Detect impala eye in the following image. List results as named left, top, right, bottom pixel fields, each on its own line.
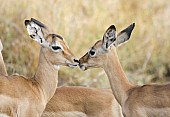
left=89, top=49, right=96, bottom=57
left=52, top=46, right=61, bottom=50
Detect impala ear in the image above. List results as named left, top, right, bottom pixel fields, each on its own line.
left=24, top=18, right=49, bottom=45
left=102, top=25, right=116, bottom=50
left=115, top=23, right=135, bottom=47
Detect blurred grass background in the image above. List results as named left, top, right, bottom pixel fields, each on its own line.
left=0, top=0, right=170, bottom=88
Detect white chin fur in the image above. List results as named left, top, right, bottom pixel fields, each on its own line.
left=0, top=114, right=10, bottom=117
left=54, top=65, right=60, bottom=70
left=68, top=64, right=77, bottom=68
left=80, top=65, right=86, bottom=71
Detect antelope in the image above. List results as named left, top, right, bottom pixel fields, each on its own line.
left=0, top=25, right=123, bottom=117
left=79, top=23, right=170, bottom=117
left=0, top=18, right=79, bottom=117
left=0, top=38, right=86, bottom=117
left=43, top=86, right=122, bottom=117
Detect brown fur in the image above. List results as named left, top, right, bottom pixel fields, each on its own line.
left=0, top=21, right=123, bottom=116
left=43, top=86, right=122, bottom=117
left=0, top=42, right=122, bottom=117
left=0, top=21, right=78, bottom=116
left=42, top=111, right=87, bottom=117
left=79, top=24, right=170, bottom=117
left=0, top=25, right=122, bottom=117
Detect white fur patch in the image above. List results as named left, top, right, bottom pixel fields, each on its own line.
left=0, top=40, right=3, bottom=51
left=80, top=65, right=86, bottom=71
left=54, top=65, right=60, bottom=70
left=0, top=95, right=13, bottom=106
left=0, top=114, right=9, bottom=117
left=26, top=21, right=45, bottom=44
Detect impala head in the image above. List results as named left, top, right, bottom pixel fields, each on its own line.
left=25, top=18, right=79, bottom=68
left=79, top=23, right=135, bottom=70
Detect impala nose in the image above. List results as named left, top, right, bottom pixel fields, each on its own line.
left=74, top=59, right=79, bottom=64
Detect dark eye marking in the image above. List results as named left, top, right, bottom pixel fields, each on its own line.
left=89, top=49, right=96, bottom=56
left=52, top=46, right=61, bottom=50
left=90, top=50, right=95, bottom=55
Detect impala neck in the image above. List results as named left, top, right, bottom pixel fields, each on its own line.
left=0, top=51, right=7, bottom=76
left=34, top=48, right=58, bottom=103
left=103, top=48, right=134, bottom=106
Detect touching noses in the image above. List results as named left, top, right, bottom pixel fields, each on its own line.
left=78, top=58, right=86, bottom=71
left=73, top=59, right=79, bottom=65
left=78, top=57, right=84, bottom=65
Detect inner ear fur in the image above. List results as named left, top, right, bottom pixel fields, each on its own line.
left=24, top=18, right=49, bottom=44
left=102, top=25, right=116, bottom=49
left=31, top=18, right=49, bottom=38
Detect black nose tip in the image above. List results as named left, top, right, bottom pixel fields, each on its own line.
left=74, top=59, right=79, bottom=64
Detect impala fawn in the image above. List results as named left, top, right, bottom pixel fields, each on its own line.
left=79, top=23, right=170, bottom=117
left=0, top=18, right=78, bottom=117
left=0, top=20, right=122, bottom=116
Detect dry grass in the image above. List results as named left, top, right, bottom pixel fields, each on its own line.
left=0, top=0, right=170, bottom=87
